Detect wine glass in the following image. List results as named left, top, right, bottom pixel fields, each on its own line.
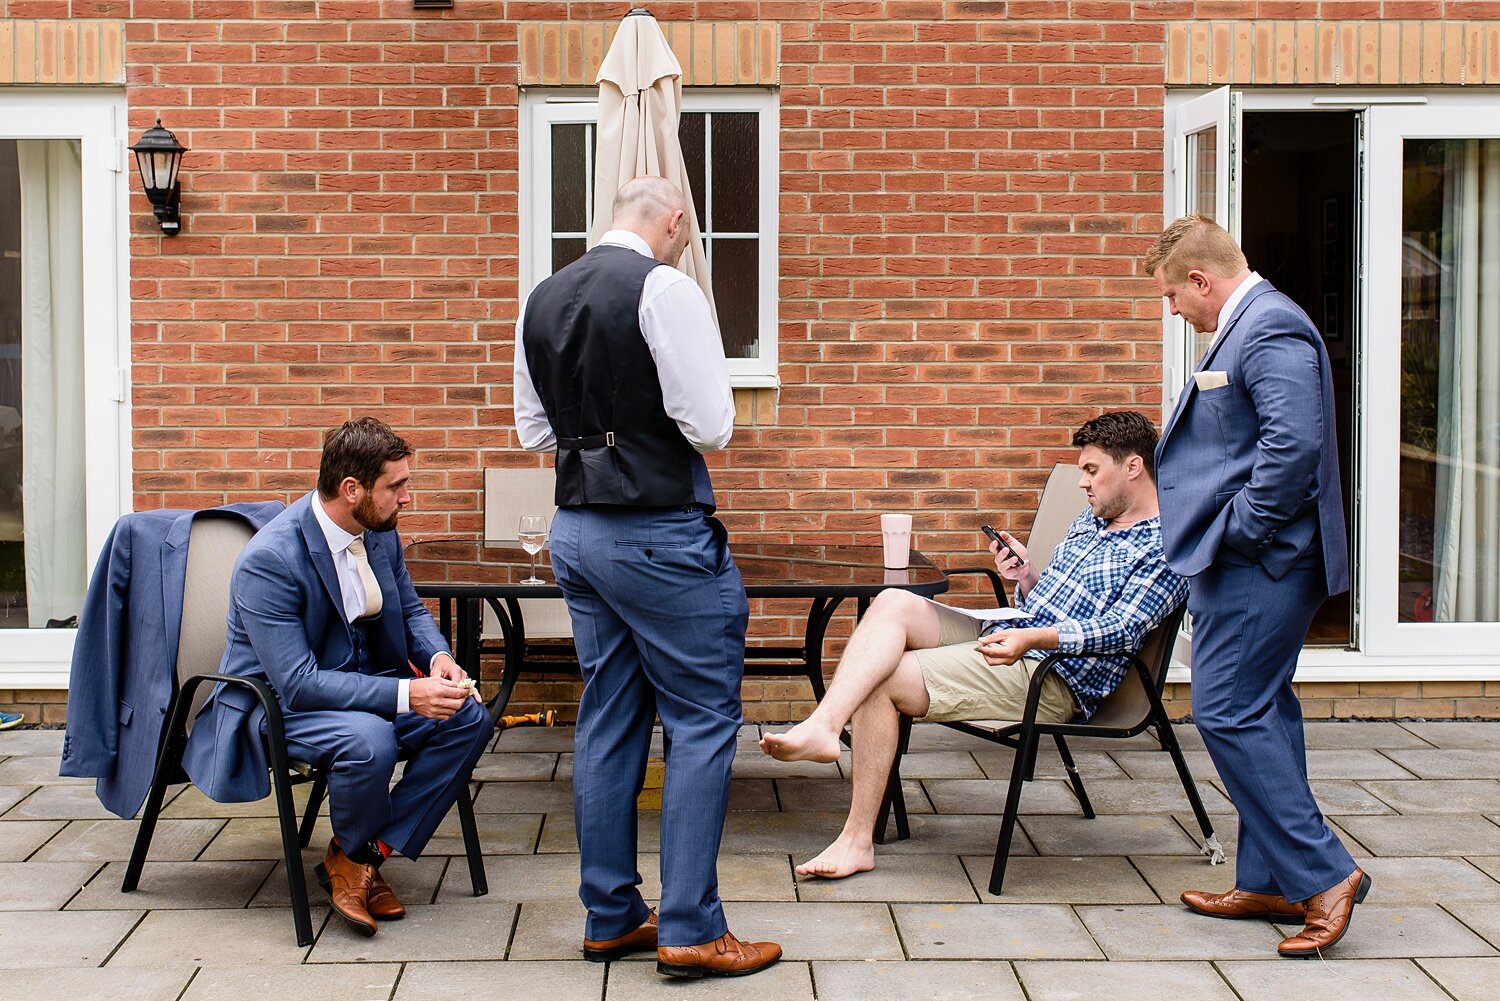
left=518, top=514, right=549, bottom=585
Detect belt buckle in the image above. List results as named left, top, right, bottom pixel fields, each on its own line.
left=605, top=431, right=615, bottom=447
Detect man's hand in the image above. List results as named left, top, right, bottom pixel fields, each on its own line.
left=989, top=531, right=1041, bottom=594
left=409, top=676, right=470, bottom=719
left=429, top=653, right=481, bottom=703
left=976, top=628, right=1036, bottom=667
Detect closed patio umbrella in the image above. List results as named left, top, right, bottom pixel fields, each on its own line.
left=589, top=8, right=718, bottom=327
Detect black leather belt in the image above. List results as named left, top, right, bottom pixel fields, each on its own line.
left=558, top=431, right=615, bottom=450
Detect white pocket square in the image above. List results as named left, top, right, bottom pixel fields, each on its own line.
left=1194, top=370, right=1230, bottom=390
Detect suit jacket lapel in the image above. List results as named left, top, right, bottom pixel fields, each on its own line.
left=159, top=511, right=195, bottom=672
left=1161, top=280, right=1274, bottom=442
left=297, top=495, right=349, bottom=629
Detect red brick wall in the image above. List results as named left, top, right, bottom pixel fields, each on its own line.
left=3, top=2, right=1494, bottom=721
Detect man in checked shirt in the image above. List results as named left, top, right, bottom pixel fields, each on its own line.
left=761, top=410, right=1188, bottom=879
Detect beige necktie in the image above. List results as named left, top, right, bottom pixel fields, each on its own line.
left=346, top=536, right=383, bottom=619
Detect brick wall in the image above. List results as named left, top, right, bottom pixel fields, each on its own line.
left=1, top=2, right=1497, bottom=723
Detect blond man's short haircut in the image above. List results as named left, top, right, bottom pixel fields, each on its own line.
left=1143, top=213, right=1248, bottom=283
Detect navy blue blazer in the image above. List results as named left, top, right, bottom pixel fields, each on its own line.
left=1155, top=280, right=1349, bottom=596
left=59, top=502, right=286, bottom=819
left=182, top=492, right=451, bottom=803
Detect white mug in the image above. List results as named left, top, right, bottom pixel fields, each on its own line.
left=881, top=514, right=913, bottom=570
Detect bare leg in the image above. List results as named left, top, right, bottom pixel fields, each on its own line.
left=760, top=591, right=942, bottom=763
left=796, top=651, right=930, bottom=878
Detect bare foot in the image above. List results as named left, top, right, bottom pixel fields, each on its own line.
left=795, top=835, right=875, bottom=879
left=759, top=721, right=841, bottom=763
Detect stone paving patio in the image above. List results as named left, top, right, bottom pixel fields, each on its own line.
left=4, top=720, right=1500, bottom=999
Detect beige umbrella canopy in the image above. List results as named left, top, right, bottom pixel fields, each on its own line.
left=589, top=8, right=718, bottom=328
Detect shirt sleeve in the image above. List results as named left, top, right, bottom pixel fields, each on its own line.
left=638, top=268, right=735, bottom=453
left=512, top=293, right=558, bottom=452
left=397, top=679, right=410, bottom=714
left=1050, top=557, right=1187, bottom=655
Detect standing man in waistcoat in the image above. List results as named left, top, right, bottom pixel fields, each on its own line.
left=1150, top=215, right=1366, bottom=957
left=513, top=176, right=781, bottom=979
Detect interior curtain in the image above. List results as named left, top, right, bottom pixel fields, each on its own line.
left=1434, top=139, right=1500, bottom=622
left=17, top=139, right=86, bottom=628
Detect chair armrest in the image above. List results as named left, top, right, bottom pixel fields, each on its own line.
left=944, top=566, right=1010, bottom=607
left=177, top=672, right=289, bottom=748
left=1026, top=649, right=1150, bottom=723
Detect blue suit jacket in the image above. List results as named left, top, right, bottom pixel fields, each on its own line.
left=182, top=492, right=451, bottom=803
left=1155, top=280, right=1349, bottom=596
left=59, top=502, right=286, bottom=819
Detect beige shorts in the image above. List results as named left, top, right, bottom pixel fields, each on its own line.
left=912, top=600, right=1079, bottom=725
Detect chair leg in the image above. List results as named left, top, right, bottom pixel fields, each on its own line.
left=455, top=781, right=489, bottom=897
left=1053, top=734, right=1094, bottom=819
left=122, top=752, right=179, bottom=893
left=874, top=715, right=913, bottom=845
left=1154, top=705, right=1222, bottom=861
left=989, top=729, right=1039, bottom=895
left=298, top=773, right=328, bottom=849
left=270, top=757, right=315, bottom=946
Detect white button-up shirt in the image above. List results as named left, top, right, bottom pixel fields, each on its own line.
left=512, top=229, right=735, bottom=455
left=1205, top=270, right=1263, bottom=354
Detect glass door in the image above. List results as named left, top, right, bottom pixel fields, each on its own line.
left=1365, top=105, right=1500, bottom=657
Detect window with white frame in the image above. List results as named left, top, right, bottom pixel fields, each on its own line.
left=521, top=90, right=779, bottom=387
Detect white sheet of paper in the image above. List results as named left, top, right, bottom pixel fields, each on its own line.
left=931, top=602, right=1032, bottom=622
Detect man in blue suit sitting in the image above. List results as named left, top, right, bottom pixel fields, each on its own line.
left=1150, top=215, right=1366, bottom=958
left=184, top=418, right=494, bottom=936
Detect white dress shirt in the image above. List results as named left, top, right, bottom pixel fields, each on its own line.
left=1206, top=270, right=1263, bottom=355
left=513, top=229, right=735, bottom=455
left=310, top=494, right=418, bottom=714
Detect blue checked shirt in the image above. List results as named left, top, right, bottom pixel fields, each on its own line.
left=981, top=510, right=1188, bottom=720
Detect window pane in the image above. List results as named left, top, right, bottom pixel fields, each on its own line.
left=552, top=237, right=587, bottom=273
left=552, top=124, right=588, bottom=233
left=711, top=237, right=759, bottom=359
left=1186, top=127, right=1218, bottom=364
left=711, top=113, right=759, bottom=233
left=1398, top=138, right=1500, bottom=624
left=1, top=138, right=87, bottom=629
left=679, top=112, right=707, bottom=226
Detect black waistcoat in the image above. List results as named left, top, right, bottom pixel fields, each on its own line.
left=522, top=243, right=714, bottom=510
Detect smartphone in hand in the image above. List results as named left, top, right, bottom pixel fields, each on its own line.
left=981, top=524, right=1026, bottom=567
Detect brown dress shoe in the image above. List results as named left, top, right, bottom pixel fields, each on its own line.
left=1278, top=867, right=1371, bottom=958
left=583, top=908, right=658, bottom=961
left=314, top=842, right=378, bottom=937
left=657, top=930, right=782, bottom=979
left=1182, top=887, right=1306, bottom=920
left=366, top=868, right=405, bottom=921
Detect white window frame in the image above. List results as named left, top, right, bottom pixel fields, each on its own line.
left=519, top=88, right=780, bottom=387
left=1164, top=87, right=1500, bottom=683
left=0, top=89, right=132, bottom=688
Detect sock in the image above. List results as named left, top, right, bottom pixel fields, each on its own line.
left=337, top=836, right=394, bottom=868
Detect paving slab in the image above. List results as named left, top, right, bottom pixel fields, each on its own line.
left=1462, top=855, right=1500, bottom=883
left=468, top=752, right=559, bottom=781
left=973, top=748, right=1127, bottom=781
left=108, top=907, right=321, bottom=966
left=1309, top=779, right=1400, bottom=815
left=0, top=818, right=65, bottom=860
left=963, top=854, right=1158, bottom=904
left=505, top=899, right=592, bottom=960
left=490, top=726, right=579, bottom=752
left=1383, top=749, right=1500, bottom=779
left=0, top=755, right=90, bottom=785
left=1076, top=903, right=1285, bottom=959
left=1269, top=904, right=1497, bottom=958
left=795, top=853, right=978, bottom=902
left=1109, top=749, right=1218, bottom=781
left=894, top=902, right=1102, bottom=959
left=1353, top=858, right=1500, bottom=903
left=307, top=900, right=518, bottom=963
left=6, top=784, right=125, bottom=820
left=1016, top=960, right=1238, bottom=1001
left=606, top=955, right=813, bottom=1000
left=776, top=777, right=931, bottom=813
left=1363, top=779, right=1500, bottom=814
left=183, top=964, right=402, bottom=1001
left=393, top=960, right=603, bottom=1001
left=1218, top=959, right=1451, bottom=1000
left=1441, top=901, right=1500, bottom=951
left=884, top=751, right=987, bottom=779
left=1021, top=814, right=1199, bottom=856
left=713, top=900, right=903, bottom=960
left=905, top=723, right=1020, bottom=752
left=472, top=779, right=575, bottom=813
left=813, top=959, right=1023, bottom=1001
left=0, top=859, right=99, bottom=909
left=870, top=812, right=1036, bottom=857
left=0, top=909, right=142, bottom=967
left=70, top=860, right=274, bottom=910
left=161, top=784, right=314, bottom=820
left=1336, top=815, right=1500, bottom=856
left=197, top=817, right=330, bottom=861
left=1305, top=722, right=1437, bottom=749
left=1127, top=854, right=1238, bottom=903
left=725, top=752, right=841, bottom=780
left=0, top=968, right=192, bottom=1001
left=0, top=783, right=33, bottom=814
left=422, top=810, right=543, bottom=856
left=1399, top=723, right=1500, bottom=749
left=1069, top=778, right=1233, bottom=815
left=436, top=851, right=795, bottom=903
left=923, top=777, right=1083, bottom=815
left=1417, top=957, right=1500, bottom=1001
left=0, top=730, right=65, bottom=755
left=34, top=818, right=223, bottom=862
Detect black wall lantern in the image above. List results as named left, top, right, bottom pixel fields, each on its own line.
left=129, top=119, right=187, bottom=236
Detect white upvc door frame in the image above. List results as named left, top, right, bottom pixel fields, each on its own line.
left=0, top=89, right=132, bottom=688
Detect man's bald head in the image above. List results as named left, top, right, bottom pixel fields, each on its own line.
left=609, top=176, right=692, bottom=266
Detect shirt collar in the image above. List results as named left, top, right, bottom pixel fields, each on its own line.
left=311, top=492, right=360, bottom=555
left=1213, top=270, right=1262, bottom=337
left=598, top=229, right=656, bottom=261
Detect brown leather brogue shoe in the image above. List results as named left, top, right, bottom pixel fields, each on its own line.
left=1181, top=887, right=1306, bottom=920
left=657, top=930, right=782, bottom=979
left=1278, top=867, right=1371, bottom=958
left=314, top=841, right=378, bottom=937
left=366, top=868, right=406, bottom=921
left=583, top=908, right=658, bottom=962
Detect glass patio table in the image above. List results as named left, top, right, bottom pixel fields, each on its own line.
left=404, top=539, right=950, bottom=719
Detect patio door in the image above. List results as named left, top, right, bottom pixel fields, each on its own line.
left=1364, top=104, right=1500, bottom=657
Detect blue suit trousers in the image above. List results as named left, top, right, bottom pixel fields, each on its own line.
left=277, top=696, right=492, bottom=858
left=550, top=505, right=749, bottom=948
left=1189, top=548, right=1355, bottom=903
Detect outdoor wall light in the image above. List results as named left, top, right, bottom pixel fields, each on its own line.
left=129, top=119, right=187, bottom=236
